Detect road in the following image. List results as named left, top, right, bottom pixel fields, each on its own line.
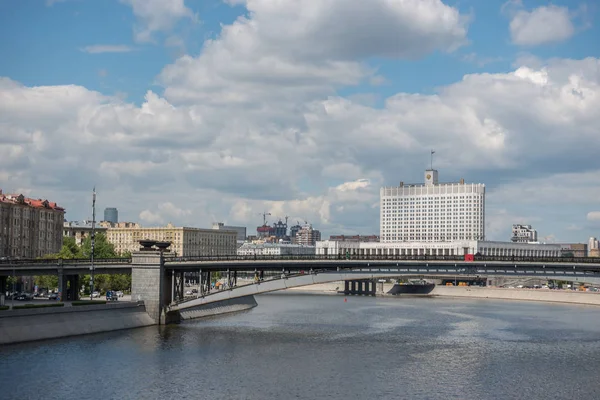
left=2, top=294, right=133, bottom=308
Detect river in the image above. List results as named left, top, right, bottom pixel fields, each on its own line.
left=2, top=294, right=600, bottom=399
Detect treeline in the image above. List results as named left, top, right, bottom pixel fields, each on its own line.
left=35, top=233, right=131, bottom=294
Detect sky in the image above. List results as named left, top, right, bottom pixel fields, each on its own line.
left=0, top=0, right=599, bottom=243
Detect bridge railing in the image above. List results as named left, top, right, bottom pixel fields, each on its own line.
left=0, top=257, right=132, bottom=266
left=171, top=269, right=326, bottom=306
left=166, top=254, right=598, bottom=264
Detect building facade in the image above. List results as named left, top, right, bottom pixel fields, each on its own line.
left=63, top=221, right=108, bottom=246
left=0, top=191, right=65, bottom=258
left=106, top=223, right=237, bottom=256
left=329, top=235, right=380, bottom=242
left=103, top=207, right=118, bottom=224
left=237, top=242, right=316, bottom=256
left=294, top=224, right=322, bottom=246
left=212, top=222, right=247, bottom=242
left=316, top=240, right=562, bottom=258
left=589, top=237, right=599, bottom=257
left=511, top=224, right=538, bottom=243
left=556, top=243, right=587, bottom=258
left=380, top=170, right=485, bottom=243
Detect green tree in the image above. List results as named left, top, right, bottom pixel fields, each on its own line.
left=35, top=275, right=59, bottom=290
left=36, top=233, right=130, bottom=296
left=41, top=237, right=83, bottom=259
left=81, top=233, right=118, bottom=259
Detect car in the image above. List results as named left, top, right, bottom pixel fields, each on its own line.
left=48, top=293, right=59, bottom=300
left=106, top=291, right=119, bottom=301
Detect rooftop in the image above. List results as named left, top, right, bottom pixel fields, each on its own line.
left=0, top=190, right=65, bottom=212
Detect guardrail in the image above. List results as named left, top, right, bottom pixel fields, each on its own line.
left=0, top=257, right=132, bottom=266
left=167, top=254, right=599, bottom=264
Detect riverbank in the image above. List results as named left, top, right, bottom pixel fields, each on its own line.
left=430, top=286, right=600, bottom=306
left=0, top=302, right=154, bottom=345
left=284, top=281, right=600, bottom=306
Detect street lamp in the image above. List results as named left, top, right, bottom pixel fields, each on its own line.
left=90, top=187, right=96, bottom=300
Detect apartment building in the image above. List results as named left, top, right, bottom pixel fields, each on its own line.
left=511, top=224, right=538, bottom=243
left=106, top=223, right=237, bottom=256
left=0, top=190, right=65, bottom=258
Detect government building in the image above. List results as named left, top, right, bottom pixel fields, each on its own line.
left=380, top=169, right=485, bottom=243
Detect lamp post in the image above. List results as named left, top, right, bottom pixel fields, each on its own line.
left=90, top=187, right=96, bottom=300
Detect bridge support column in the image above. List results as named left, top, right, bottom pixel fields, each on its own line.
left=57, top=269, right=68, bottom=301
left=344, top=281, right=350, bottom=295
left=0, top=276, right=6, bottom=295
left=131, top=251, right=174, bottom=324
left=67, top=275, right=80, bottom=301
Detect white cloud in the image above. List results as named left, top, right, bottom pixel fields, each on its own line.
left=120, top=0, right=197, bottom=43
left=2, top=1, right=600, bottom=242
left=159, top=0, right=469, bottom=105
left=1, top=56, right=600, bottom=238
left=509, top=5, right=575, bottom=46
left=588, top=212, right=600, bottom=222
left=80, top=45, right=135, bottom=54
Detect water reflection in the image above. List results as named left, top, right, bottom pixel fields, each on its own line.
left=1, top=294, right=600, bottom=400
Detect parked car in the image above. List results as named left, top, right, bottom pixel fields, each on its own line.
left=106, top=291, right=118, bottom=301
left=48, top=293, right=59, bottom=300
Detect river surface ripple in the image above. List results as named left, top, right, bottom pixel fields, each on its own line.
left=2, top=294, right=600, bottom=400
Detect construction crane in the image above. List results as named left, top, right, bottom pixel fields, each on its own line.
left=258, top=211, right=271, bottom=226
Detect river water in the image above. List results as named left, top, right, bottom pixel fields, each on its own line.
left=2, top=294, right=600, bottom=400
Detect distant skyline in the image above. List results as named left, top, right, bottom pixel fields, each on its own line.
left=0, top=0, right=599, bottom=243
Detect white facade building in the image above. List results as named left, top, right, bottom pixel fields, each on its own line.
left=316, top=240, right=562, bottom=258
left=237, top=243, right=316, bottom=256
left=511, top=224, right=538, bottom=243
left=380, top=170, right=485, bottom=243
left=589, top=237, right=599, bottom=257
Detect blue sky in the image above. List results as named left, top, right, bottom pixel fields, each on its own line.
left=0, top=0, right=599, bottom=243
left=2, top=0, right=597, bottom=103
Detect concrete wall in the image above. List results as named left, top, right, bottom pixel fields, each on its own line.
left=177, top=295, right=258, bottom=321
left=431, top=286, right=600, bottom=306
left=0, top=302, right=155, bottom=345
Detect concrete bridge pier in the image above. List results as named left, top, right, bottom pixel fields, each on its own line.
left=131, top=250, right=175, bottom=325
left=344, top=280, right=377, bottom=296
left=57, top=270, right=79, bottom=301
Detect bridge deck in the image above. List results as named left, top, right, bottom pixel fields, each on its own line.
left=171, top=267, right=600, bottom=314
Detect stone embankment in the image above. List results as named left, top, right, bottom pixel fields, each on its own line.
left=430, top=286, right=600, bottom=306
left=0, top=302, right=155, bottom=345
left=285, top=281, right=600, bottom=306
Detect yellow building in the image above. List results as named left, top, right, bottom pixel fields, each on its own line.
left=106, top=223, right=237, bottom=256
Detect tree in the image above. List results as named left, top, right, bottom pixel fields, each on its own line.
left=81, top=232, right=118, bottom=259
left=37, top=233, right=130, bottom=296
left=35, top=275, right=58, bottom=290
left=41, top=237, right=82, bottom=259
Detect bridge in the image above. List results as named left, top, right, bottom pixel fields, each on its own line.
left=2, top=251, right=600, bottom=324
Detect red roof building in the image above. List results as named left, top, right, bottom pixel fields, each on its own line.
left=0, top=189, right=65, bottom=259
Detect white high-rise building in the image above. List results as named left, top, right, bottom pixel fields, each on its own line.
left=380, top=169, right=485, bottom=243
left=511, top=224, right=538, bottom=243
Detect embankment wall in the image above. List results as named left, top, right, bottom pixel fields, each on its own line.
left=0, top=302, right=155, bottom=345
left=431, top=286, right=600, bottom=306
